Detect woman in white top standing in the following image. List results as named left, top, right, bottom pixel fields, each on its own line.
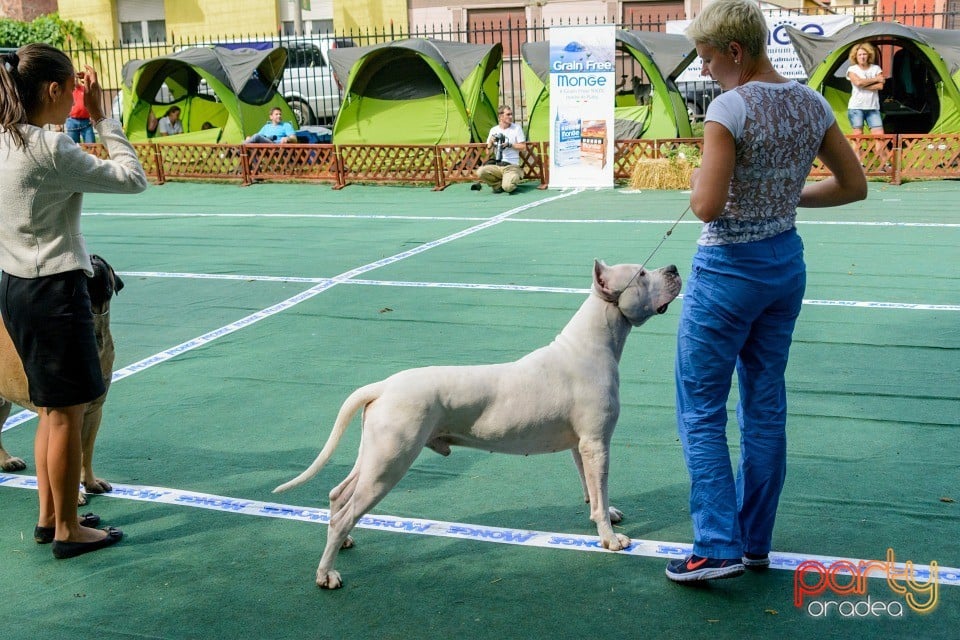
left=846, top=42, right=885, bottom=134
left=0, top=43, right=147, bottom=559
left=846, top=42, right=890, bottom=169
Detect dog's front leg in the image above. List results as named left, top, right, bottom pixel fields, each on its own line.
left=577, top=439, right=630, bottom=551
left=78, top=395, right=112, bottom=505
left=571, top=447, right=623, bottom=524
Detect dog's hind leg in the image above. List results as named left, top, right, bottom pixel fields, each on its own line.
left=577, top=438, right=630, bottom=550
left=315, top=429, right=426, bottom=589
left=571, top=447, right=622, bottom=524
left=329, top=461, right=361, bottom=550
left=0, top=399, right=27, bottom=472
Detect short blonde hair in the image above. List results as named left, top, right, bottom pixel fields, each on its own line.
left=685, top=0, right=767, bottom=57
left=848, top=42, right=878, bottom=65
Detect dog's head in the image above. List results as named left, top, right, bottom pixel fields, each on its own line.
left=592, top=260, right=681, bottom=327
left=88, top=254, right=124, bottom=315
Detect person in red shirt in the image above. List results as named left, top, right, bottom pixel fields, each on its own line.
left=65, top=84, right=94, bottom=143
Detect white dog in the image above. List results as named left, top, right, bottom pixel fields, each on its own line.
left=275, top=260, right=682, bottom=589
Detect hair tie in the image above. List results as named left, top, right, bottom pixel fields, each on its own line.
left=3, top=52, right=18, bottom=74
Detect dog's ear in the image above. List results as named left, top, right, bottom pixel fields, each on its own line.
left=592, top=260, right=619, bottom=303
left=88, top=254, right=122, bottom=306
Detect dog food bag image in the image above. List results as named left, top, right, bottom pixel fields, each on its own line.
left=554, top=113, right=582, bottom=167
left=580, top=120, right=607, bottom=168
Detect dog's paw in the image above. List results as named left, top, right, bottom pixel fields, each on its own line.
left=0, top=454, right=27, bottom=472
left=83, top=478, right=113, bottom=494
left=316, top=569, right=343, bottom=589
left=603, top=533, right=632, bottom=552
left=608, top=506, right=624, bottom=524
left=341, top=535, right=355, bottom=550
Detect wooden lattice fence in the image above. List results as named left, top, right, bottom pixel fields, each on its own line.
left=82, top=134, right=960, bottom=189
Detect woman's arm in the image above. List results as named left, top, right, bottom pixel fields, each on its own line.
left=847, top=69, right=884, bottom=90
left=689, top=121, right=735, bottom=222
left=60, top=120, right=147, bottom=194
left=799, top=123, right=867, bottom=208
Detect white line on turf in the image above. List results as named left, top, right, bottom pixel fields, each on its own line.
left=2, top=190, right=581, bottom=431
left=85, top=211, right=960, bottom=227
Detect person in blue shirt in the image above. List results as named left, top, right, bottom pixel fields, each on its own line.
left=244, top=107, right=296, bottom=143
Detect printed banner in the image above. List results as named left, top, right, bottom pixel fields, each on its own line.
left=667, top=14, right=853, bottom=82
left=548, top=25, right=616, bottom=189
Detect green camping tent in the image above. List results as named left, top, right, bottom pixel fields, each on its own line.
left=120, top=46, right=296, bottom=144
left=328, top=38, right=502, bottom=145
left=787, top=22, right=960, bottom=134
left=521, top=30, right=695, bottom=142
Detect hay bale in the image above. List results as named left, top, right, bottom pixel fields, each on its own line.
left=629, top=157, right=695, bottom=190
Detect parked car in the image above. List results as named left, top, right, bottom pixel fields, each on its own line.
left=678, top=81, right=720, bottom=122
left=193, top=36, right=356, bottom=126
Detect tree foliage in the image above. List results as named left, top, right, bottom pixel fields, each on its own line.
left=0, top=13, right=89, bottom=49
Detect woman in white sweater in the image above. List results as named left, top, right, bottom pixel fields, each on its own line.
left=0, top=43, right=146, bottom=559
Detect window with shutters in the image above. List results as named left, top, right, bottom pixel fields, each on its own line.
left=117, top=0, right=167, bottom=44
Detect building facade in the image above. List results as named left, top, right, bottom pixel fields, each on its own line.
left=0, top=0, right=56, bottom=21
left=55, top=0, right=335, bottom=44
left=42, top=0, right=956, bottom=45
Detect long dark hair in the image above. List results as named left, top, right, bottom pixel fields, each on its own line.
left=0, top=43, right=74, bottom=149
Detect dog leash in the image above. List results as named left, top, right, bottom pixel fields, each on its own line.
left=640, top=204, right=691, bottom=269
left=622, top=204, right=691, bottom=292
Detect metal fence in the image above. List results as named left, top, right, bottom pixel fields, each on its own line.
left=64, top=6, right=960, bottom=128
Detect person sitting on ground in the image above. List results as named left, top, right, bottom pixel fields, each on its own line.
left=475, top=105, right=526, bottom=194
left=244, top=107, right=297, bottom=144
left=156, top=106, right=182, bottom=137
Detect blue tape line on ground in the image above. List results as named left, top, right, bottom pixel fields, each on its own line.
left=1, top=473, right=955, bottom=586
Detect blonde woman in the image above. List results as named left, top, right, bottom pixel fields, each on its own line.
left=670, top=0, right=866, bottom=582
left=846, top=42, right=885, bottom=134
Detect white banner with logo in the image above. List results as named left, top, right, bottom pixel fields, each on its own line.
left=667, top=14, right=853, bottom=82
left=548, top=25, right=616, bottom=189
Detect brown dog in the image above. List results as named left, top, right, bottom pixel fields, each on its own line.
left=0, top=255, right=123, bottom=505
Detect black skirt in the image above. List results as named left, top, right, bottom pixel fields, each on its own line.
left=0, top=270, right=106, bottom=407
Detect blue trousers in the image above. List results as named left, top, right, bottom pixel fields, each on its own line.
left=675, top=229, right=805, bottom=559
left=66, top=117, right=95, bottom=143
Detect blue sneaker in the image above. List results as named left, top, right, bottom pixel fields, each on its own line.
left=665, top=554, right=745, bottom=582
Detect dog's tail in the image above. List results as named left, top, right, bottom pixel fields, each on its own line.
left=272, top=382, right=384, bottom=493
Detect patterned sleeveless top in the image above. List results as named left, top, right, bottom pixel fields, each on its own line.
left=699, top=81, right=834, bottom=246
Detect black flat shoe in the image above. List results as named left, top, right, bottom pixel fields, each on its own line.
left=34, top=513, right=102, bottom=544
left=51, top=527, right=123, bottom=559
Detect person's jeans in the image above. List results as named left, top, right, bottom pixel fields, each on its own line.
left=847, top=108, right=883, bottom=131
left=675, top=229, right=806, bottom=559
left=65, top=117, right=95, bottom=143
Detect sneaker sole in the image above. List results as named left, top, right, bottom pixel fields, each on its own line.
left=742, top=557, right=770, bottom=568
left=665, top=564, right=745, bottom=582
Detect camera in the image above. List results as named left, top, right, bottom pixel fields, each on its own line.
left=491, top=132, right=509, bottom=163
